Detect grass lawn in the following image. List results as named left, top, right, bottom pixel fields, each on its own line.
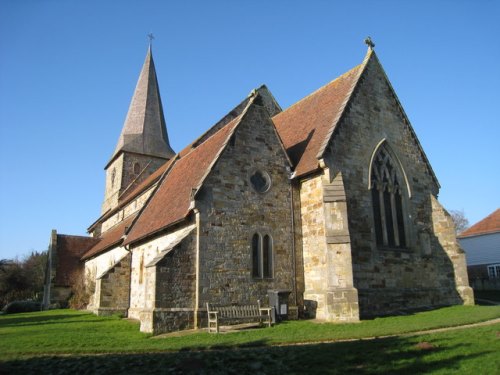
left=0, top=305, right=499, bottom=374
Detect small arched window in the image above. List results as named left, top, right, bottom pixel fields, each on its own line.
left=371, top=144, right=406, bottom=248
left=133, top=162, right=141, bottom=175
left=111, top=168, right=116, bottom=188
left=251, top=233, right=273, bottom=278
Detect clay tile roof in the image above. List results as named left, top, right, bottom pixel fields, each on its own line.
left=458, top=208, right=500, bottom=238
left=273, top=63, right=364, bottom=177
left=81, top=214, right=137, bottom=260
left=124, top=113, right=244, bottom=245
left=118, top=158, right=173, bottom=203
left=55, top=235, right=99, bottom=286
left=87, top=159, right=173, bottom=233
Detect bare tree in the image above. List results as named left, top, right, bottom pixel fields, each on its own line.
left=449, top=209, right=470, bottom=235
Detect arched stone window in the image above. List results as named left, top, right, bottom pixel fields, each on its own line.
left=133, top=162, right=141, bottom=175
left=252, top=233, right=273, bottom=278
left=370, top=144, right=407, bottom=248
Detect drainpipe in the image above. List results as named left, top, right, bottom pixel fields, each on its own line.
left=289, top=170, right=298, bottom=307
left=194, top=208, right=201, bottom=329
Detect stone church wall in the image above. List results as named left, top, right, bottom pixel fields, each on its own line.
left=196, top=103, right=296, bottom=314
left=85, top=246, right=129, bottom=311
left=128, top=225, right=197, bottom=333
left=95, top=253, right=131, bottom=316
left=299, top=172, right=359, bottom=321
left=140, top=234, right=197, bottom=334
left=299, top=175, right=328, bottom=317
left=322, top=56, right=471, bottom=317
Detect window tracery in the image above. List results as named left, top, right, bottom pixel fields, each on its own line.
left=371, top=145, right=406, bottom=248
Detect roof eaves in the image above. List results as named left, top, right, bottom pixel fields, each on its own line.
left=457, top=229, right=500, bottom=239
left=81, top=238, right=121, bottom=261
left=123, top=217, right=191, bottom=248
left=88, top=158, right=174, bottom=234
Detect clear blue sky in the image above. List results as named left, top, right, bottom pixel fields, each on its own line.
left=1, top=1, right=499, bottom=260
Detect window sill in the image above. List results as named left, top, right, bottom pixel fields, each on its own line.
left=377, top=246, right=412, bottom=253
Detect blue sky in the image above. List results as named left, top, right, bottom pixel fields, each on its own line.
left=1, top=0, right=499, bottom=260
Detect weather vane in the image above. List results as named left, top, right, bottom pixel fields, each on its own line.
left=147, top=33, right=155, bottom=47
left=364, top=36, right=375, bottom=49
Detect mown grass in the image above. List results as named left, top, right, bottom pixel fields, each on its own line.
left=0, top=306, right=499, bottom=374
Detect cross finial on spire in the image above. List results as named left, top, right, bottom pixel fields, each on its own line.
left=147, top=33, right=155, bottom=48
left=364, top=36, right=375, bottom=50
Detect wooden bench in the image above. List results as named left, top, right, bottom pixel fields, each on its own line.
left=206, top=301, right=273, bottom=333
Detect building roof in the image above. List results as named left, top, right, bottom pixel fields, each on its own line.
left=107, top=47, right=175, bottom=168
left=123, top=98, right=253, bottom=245
left=88, top=45, right=440, bottom=253
left=82, top=214, right=137, bottom=260
left=87, top=159, right=174, bottom=233
left=458, top=208, right=500, bottom=238
left=273, top=53, right=368, bottom=177
left=55, top=235, right=99, bottom=285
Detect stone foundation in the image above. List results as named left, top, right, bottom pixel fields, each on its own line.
left=96, top=307, right=128, bottom=317
left=139, top=308, right=195, bottom=334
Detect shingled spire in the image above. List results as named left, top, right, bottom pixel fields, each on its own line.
left=101, top=46, right=175, bottom=215
left=108, top=46, right=175, bottom=166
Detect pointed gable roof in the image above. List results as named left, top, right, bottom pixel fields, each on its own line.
left=458, top=208, right=500, bottom=238
left=273, top=48, right=439, bottom=187
left=107, top=47, right=175, bottom=168
left=123, top=96, right=258, bottom=245
left=273, top=52, right=368, bottom=177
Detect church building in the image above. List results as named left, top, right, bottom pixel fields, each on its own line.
left=44, top=41, right=473, bottom=334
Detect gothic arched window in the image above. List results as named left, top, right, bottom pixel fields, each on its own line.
left=251, top=233, right=273, bottom=278
left=371, top=145, right=406, bottom=248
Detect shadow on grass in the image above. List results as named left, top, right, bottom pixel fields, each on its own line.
left=0, top=313, right=95, bottom=328
left=0, top=336, right=493, bottom=375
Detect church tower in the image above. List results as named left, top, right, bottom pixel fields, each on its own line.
left=102, top=46, right=175, bottom=214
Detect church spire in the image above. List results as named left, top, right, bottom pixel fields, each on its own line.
left=108, top=46, right=175, bottom=167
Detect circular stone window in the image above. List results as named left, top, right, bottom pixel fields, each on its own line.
left=250, top=170, right=271, bottom=193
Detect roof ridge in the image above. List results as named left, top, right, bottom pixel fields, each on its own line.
left=274, top=63, right=363, bottom=120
